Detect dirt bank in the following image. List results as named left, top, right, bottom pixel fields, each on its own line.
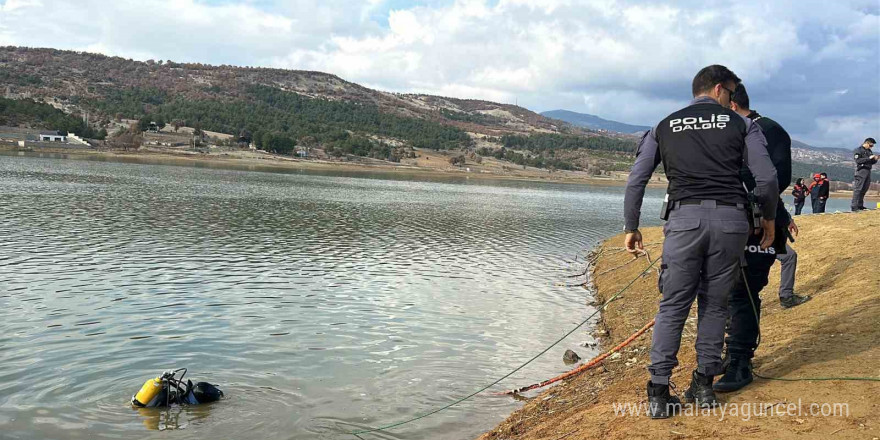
left=481, top=210, right=880, bottom=440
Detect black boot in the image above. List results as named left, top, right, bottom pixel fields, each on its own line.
left=646, top=381, right=680, bottom=419
left=683, top=370, right=719, bottom=407
left=713, top=356, right=753, bottom=392
left=781, top=294, right=811, bottom=309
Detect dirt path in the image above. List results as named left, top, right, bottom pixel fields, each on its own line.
left=481, top=210, right=880, bottom=440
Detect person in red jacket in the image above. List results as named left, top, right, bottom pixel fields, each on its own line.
left=809, top=173, right=829, bottom=213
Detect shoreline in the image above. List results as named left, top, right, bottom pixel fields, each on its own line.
left=0, top=145, right=652, bottom=187
left=2, top=146, right=874, bottom=200
left=481, top=210, right=879, bottom=440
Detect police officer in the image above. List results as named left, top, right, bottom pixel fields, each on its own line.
left=624, top=65, right=778, bottom=418
left=776, top=241, right=810, bottom=309
left=851, top=137, right=878, bottom=211
left=713, top=84, right=808, bottom=393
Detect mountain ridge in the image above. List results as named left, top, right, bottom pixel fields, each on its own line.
left=540, top=109, right=651, bottom=134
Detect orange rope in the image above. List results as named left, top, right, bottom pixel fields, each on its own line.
left=493, top=318, right=655, bottom=396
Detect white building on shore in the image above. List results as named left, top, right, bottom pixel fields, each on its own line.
left=39, top=131, right=66, bottom=142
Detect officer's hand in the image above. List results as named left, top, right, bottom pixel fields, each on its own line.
left=624, top=230, right=644, bottom=256
left=760, top=219, right=775, bottom=250
left=788, top=219, right=799, bottom=238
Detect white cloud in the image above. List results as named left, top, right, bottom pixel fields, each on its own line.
left=809, top=114, right=880, bottom=148
left=0, top=0, right=877, bottom=146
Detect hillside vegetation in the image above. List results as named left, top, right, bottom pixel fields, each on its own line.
left=1, top=46, right=643, bottom=172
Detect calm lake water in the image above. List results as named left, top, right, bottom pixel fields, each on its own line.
left=0, top=153, right=666, bottom=439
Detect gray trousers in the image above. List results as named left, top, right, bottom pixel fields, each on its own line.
left=776, top=243, right=797, bottom=299
left=851, top=168, right=872, bottom=210
left=649, top=201, right=750, bottom=384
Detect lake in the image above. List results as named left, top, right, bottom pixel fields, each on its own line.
left=7, top=152, right=835, bottom=439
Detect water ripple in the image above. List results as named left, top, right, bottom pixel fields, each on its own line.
left=0, top=153, right=665, bottom=440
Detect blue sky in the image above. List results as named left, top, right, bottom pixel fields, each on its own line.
left=1, top=0, right=878, bottom=148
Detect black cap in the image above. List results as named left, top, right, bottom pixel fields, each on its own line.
left=865, top=137, right=876, bottom=145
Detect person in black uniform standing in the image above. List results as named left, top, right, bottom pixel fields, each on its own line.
left=623, top=65, right=778, bottom=418
left=713, top=84, right=808, bottom=393
left=851, top=138, right=878, bottom=211
left=791, top=178, right=808, bottom=215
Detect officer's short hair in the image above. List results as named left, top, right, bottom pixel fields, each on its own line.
left=731, top=84, right=750, bottom=109
left=865, top=137, right=876, bottom=145
left=692, top=65, right=741, bottom=97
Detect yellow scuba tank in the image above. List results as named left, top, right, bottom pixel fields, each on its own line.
left=130, top=369, right=222, bottom=408
left=132, top=376, right=165, bottom=407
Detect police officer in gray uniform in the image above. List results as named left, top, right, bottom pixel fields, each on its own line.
left=851, top=137, right=877, bottom=211
left=624, top=65, right=778, bottom=418
left=776, top=241, right=810, bottom=308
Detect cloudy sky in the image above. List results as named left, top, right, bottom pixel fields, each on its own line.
left=1, top=0, right=878, bottom=147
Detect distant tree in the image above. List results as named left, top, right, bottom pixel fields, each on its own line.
left=261, top=132, right=274, bottom=150
left=449, top=155, right=466, bottom=167
left=238, top=129, right=253, bottom=145
left=298, top=135, right=317, bottom=153
left=109, top=124, right=142, bottom=150
left=171, top=119, right=184, bottom=132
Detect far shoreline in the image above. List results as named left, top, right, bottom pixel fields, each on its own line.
left=1, top=145, right=875, bottom=201
left=0, top=145, right=660, bottom=188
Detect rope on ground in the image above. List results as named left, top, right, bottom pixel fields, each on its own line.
left=563, top=249, right=653, bottom=288
left=753, top=372, right=880, bottom=382
left=493, top=318, right=656, bottom=396
left=602, top=242, right=662, bottom=255
left=344, top=258, right=659, bottom=438
left=593, top=249, right=654, bottom=277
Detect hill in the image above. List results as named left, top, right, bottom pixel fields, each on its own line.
left=789, top=140, right=870, bottom=183
left=791, top=139, right=851, bottom=159
left=0, top=46, right=641, bottom=173
left=541, top=109, right=650, bottom=134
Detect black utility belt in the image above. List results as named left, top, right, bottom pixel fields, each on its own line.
left=678, top=199, right=739, bottom=207
left=661, top=197, right=745, bottom=220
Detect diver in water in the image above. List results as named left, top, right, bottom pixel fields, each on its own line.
left=132, top=369, right=223, bottom=408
